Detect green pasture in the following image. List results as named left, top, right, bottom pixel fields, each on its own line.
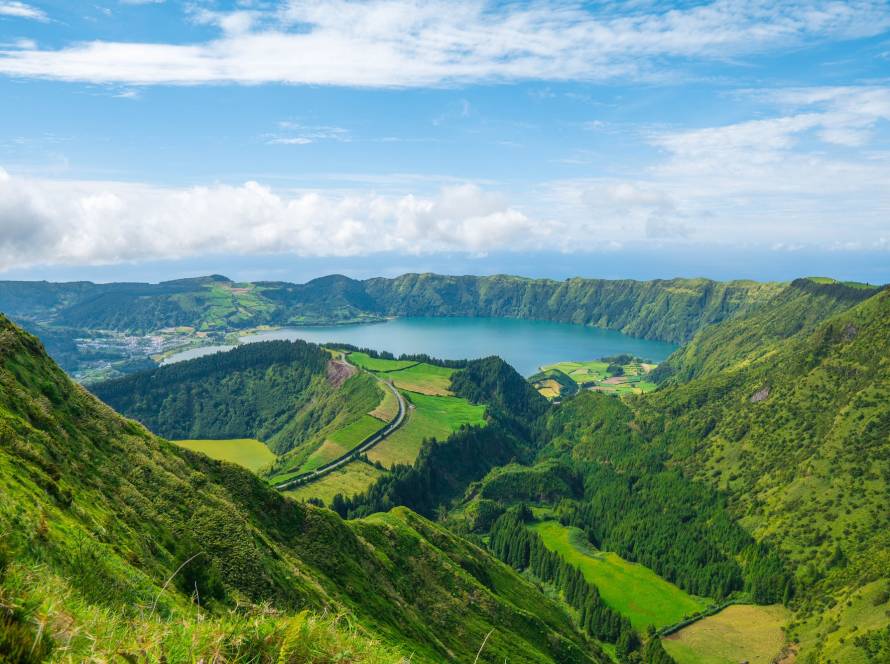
left=541, top=360, right=610, bottom=385
left=174, top=438, right=276, bottom=473
left=529, top=520, right=711, bottom=630
left=662, top=604, right=789, bottom=664
left=348, top=352, right=417, bottom=372
left=286, top=462, right=386, bottom=504
left=300, top=414, right=383, bottom=472
left=380, top=362, right=455, bottom=395
left=368, top=392, right=485, bottom=468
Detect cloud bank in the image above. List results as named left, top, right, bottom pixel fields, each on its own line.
left=0, top=170, right=549, bottom=270
left=1, top=1, right=888, bottom=86
left=1, top=86, right=888, bottom=271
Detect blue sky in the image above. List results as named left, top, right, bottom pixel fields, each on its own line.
left=1, top=0, right=889, bottom=284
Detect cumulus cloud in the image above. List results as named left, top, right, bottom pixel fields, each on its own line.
left=0, top=1, right=888, bottom=86
left=0, top=170, right=552, bottom=270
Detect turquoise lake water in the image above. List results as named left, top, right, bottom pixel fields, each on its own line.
left=163, top=317, right=677, bottom=377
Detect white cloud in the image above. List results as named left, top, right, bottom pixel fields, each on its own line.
left=0, top=170, right=552, bottom=270
left=0, top=1, right=46, bottom=21
left=536, top=86, right=890, bottom=248
left=0, top=1, right=888, bottom=86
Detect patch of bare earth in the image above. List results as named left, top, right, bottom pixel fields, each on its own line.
left=327, top=359, right=357, bottom=387
left=773, top=644, right=798, bottom=664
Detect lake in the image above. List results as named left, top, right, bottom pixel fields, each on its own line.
left=162, top=317, right=677, bottom=376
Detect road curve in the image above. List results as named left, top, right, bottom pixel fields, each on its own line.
left=274, top=371, right=407, bottom=492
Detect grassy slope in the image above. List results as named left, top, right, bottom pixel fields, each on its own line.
left=662, top=604, right=790, bottom=664
left=654, top=278, right=880, bottom=383
left=0, top=315, right=603, bottom=663
left=265, top=371, right=383, bottom=482
left=636, top=286, right=890, bottom=662
left=300, top=414, right=384, bottom=472
left=349, top=352, right=417, bottom=372
left=174, top=438, right=276, bottom=473
left=381, top=362, right=455, bottom=395
left=286, top=461, right=386, bottom=504
left=369, top=381, right=399, bottom=421
left=368, top=391, right=486, bottom=468
left=530, top=520, right=711, bottom=630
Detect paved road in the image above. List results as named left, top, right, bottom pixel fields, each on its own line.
left=274, top=368, right=407, bottom=492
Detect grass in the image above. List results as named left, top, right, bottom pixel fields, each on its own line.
left=348, top=352, right=417, bottom=372
left=541, top=360, right=610, bottom=385
left=369, top=382, right=399, bottom=421
left=536, top=359, right=659, bottom=397
left=300, top=414, right=383, bottom=472
left=529, top=520, right=711, bottom=630
left=367, top=392, right=485, bottom=468
left=662, top=604, right=790, bottom=664
left=378, top=363, right=454, bottom=396
left=793, top=579, right=890, bottom=664
left=174, top=438, right=276, bottom=473
left=286, top=462, right=386, bottom=504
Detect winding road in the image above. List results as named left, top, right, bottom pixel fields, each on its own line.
left=274, top=361, right=407, bottom=492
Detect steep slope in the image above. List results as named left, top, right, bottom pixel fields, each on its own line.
left=363, top=273, right=784, bottom=343
left=2, top=273, right=783, bottom=346
left=652, top=277, right=880, bottom=383
left=0, top=316, right=605, bottom=663
left=339, top=356, right=549, bottom=519
left=89, top=339, right=372, bottom=455
left=636, top=288, right=890, bottom=661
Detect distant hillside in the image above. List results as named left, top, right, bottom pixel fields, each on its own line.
left=1, top=273, right=787, bottom=346
left=652, top=277, right=881, bottom=383
left=0, top=315, right=606, bottom=662
left=364, top=273, right=784, bottom=343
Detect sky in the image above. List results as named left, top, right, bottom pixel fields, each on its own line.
left=0, top=0, right=889, bottom=285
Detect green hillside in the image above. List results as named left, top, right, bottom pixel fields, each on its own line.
left=652, top=277, right=881, bottom=383
left=0, top=315, right=607, bottom=662
left=637, top=288, right=890, bottom=662
left=1, top=273, right=788, bottom=380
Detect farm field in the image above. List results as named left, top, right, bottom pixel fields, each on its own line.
left=662, top=604, right=790, bottom=664
left=300, top=414, right=383, bottom=472
left=347, top=352, right=455, bottom=394
left=529, top=520, right=711, bottom=630
left=285, top=461, right=386, bottom=504
left=380, top=362, right=454, bottom=395
left=348, top=351, right=417, bottom=372
left=542, top=360, right=610, bottom=384
left=368, top=392, right=486, bottom=467
left=534, top=356, right=658, bottom=399
left=174, top=438, right=276, bottom=473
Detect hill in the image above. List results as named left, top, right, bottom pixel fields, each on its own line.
left=89, top=339, right=370, bottom=458
left=652, top=277, right=881, bottom=384
left=0, top=315, right=607, bottom=662
left=637, top=287, right=890, bottom=661
left=0, top=273, right=789, bottom=380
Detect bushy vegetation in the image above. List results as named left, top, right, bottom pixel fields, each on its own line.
left=0, top=315, right=607, bottom=663
left=91, top=339, right=330, bottom=452
left=529, top=520, right=710, bottom=630
left=490, top=506, right=636, bottom=647
left=337, top=357, right=547, bottom=519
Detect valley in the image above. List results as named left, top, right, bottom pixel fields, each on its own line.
left=0, top=274, right=887, bottom=663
